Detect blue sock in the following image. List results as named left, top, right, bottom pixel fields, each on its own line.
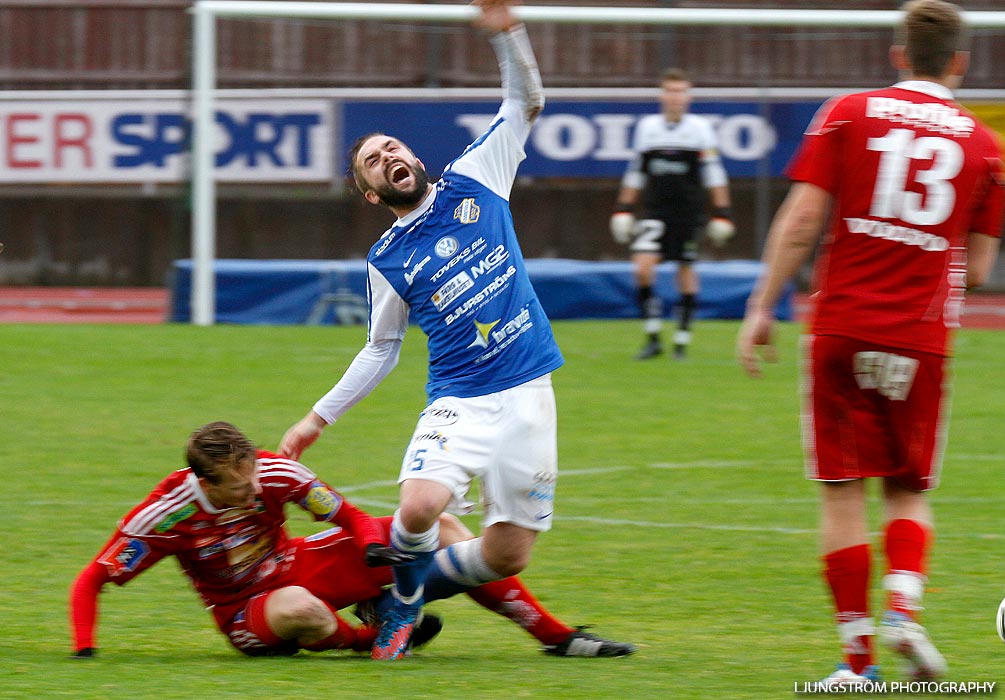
left=423, top=538, right=502, bottom=603
left=390, top=511, right=439, bottom=607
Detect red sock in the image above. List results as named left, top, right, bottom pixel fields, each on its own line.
left=466, top=577, right=574, bottom=645
left=301, top=611, right=377, bottom=653
left=823, top=544, right=873, bottom=674
left=884, top=518, right=930, bottom=619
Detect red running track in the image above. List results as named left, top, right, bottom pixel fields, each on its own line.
left=0, top=287, right=168, bottom=324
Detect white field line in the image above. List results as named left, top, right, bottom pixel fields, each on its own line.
left=333, top=457, right=1005, bottom=540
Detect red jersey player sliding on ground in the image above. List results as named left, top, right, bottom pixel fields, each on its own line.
left=69, top=421, right=634, bottom=659
left=737, top=0, right=1003, bottom=687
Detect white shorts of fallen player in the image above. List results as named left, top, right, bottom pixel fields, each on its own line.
left=399, top=374, right=557, bottom=532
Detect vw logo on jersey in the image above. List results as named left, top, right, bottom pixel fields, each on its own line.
left=434, top=236, right=459, bottom=258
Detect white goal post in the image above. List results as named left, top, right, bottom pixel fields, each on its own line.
left=189, top=1, right=1005, bottom=325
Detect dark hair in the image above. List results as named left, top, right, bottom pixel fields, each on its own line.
left=897, top=0, right=967, bottom=79
left=185, top=421, right=257, bottom=484
left=661, top=67, right=690, bottom=84
left=347, top=131, right=385, bottom=194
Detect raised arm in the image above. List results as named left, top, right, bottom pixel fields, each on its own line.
left=478, top=0, right=543, bottom=136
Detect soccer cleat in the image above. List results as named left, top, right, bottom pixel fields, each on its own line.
left=672, top=330, right=691, bottom=360
left=635, top=340, right=663, bottom=360
left=879, top=611, right=947, bottom=680
left=819, top=663, right=881, bottom=687
left=542, top=626, right=637, bottom=658
left=408, top=612, right=443, bottom=651
left=353, top=596, right=383, bottom=627
left=371, top=604, right=420, bottom=661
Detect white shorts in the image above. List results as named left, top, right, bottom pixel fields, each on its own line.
left=399, top=374, right=557, bottom=532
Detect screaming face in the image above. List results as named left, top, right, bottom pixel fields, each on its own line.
left=356, top=136, right=432, bottom=209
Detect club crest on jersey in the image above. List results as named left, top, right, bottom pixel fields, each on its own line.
left=453, top=198, right=481, bottom=224
left=98, top=537, right=150, bottom=577
left=434, top=236, right=459, bottom=258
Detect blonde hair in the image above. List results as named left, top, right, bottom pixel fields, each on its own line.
left=897, top=0, right=967, bottom=79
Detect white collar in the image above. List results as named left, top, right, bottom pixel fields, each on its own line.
left=892, top=80, right=955, bottom=101
left=394, top=186, right=437, bottom=228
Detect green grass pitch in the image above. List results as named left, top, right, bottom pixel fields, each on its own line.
left=1, top=320, right=1003, bottom=699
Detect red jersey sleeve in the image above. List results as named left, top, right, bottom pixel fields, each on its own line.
left=256, top=450, right=386, bottom=548
left=968, top=135, right=1005, bottom=238
left=68, top=523, right=174, bottom=654
left=787, top=95, right=853, bottom=194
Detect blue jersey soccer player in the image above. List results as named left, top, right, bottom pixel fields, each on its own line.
left=280, top=0, right=633, bottom=661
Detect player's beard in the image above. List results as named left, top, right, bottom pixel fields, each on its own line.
left=375, top=163, right=431, bottom=208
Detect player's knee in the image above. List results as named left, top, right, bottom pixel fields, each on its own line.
left=484, top=549, right=530, bottom=578
left=398, top=491, right=448, bottom=533
left=269, top=586, right=332, bottom=636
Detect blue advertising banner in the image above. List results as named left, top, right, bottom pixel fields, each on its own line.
left=342, top=100, right=822, bottom=179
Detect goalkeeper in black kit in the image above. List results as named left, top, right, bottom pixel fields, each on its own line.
left=611, top=68, right=733, bottom=360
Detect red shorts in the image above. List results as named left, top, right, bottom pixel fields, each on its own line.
left=215, top=517, right=395, bottom=656
left=801, top=335, right=950, bottom=491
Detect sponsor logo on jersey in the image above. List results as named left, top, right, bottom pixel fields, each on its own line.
left=301, top=482, right=343, bottom=519
left=471, top=306, right=536, bottom=365
left=404, top=254, right=432, bottom=286
left=154, top=503, right=197, bottom=533
left=215, top=500, right=265, bottom=526
left=866, top=96, right=974, bottom=137
left=845, top=218, right=949, bottom=251
left=434, top=236, right=459, bottom=258
left=432, top=270, right=474, bottom=311
left=198, top=527, right=261, bottom=559
left=468, top=318, right=501, bottom=349
left=490, top=307, right=532, bottom=345
left=453, top=198, right=481, bottom=224
left=649, top=158, right=689, bottom=176
left=469, top=244, right=510, bottom=279
left=99, top=537, right=150, bottom=577
left=431, top=237, right=486, bottom=282
left=373, top=230, right=397, bottom=257
left=199, top=539, right=227, bottom=558
left=444, top=265, right=517, bottom=325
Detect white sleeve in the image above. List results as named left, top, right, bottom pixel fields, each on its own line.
left=312, top=337, right=402, bottom=424
left=621, top=117, right=649, bottom=190
left=491, top=24, right=544, bottom=143
left=448, top=25, right=542, bottom=200
left=311, top=262, right=408, bottom=424
left=699, top=118, right=729, bottom=189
